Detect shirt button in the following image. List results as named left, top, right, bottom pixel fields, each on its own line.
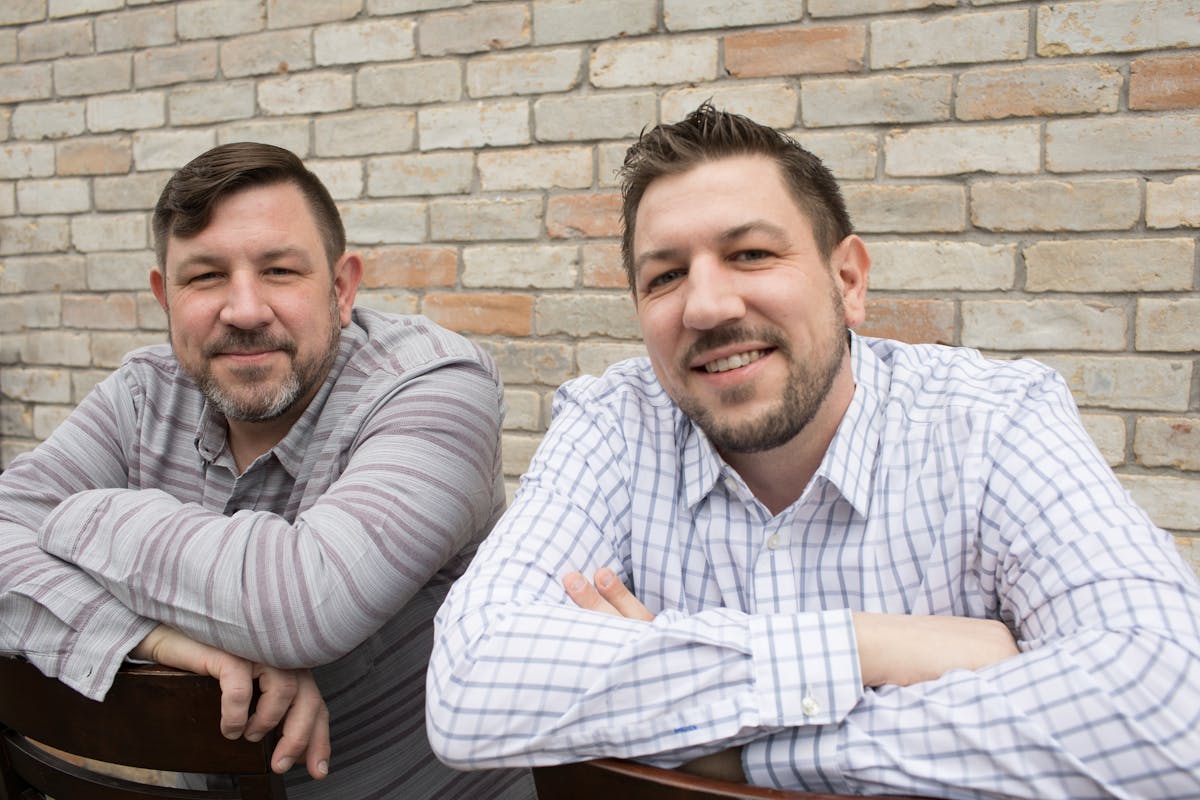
left=766, top=534, right=780, bottom=550
left=801, top=694, right=820, bottom=717
left=723, top=476, right=738, bottom=493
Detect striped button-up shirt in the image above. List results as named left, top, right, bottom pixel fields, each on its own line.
left=428, top=332, right=1200, bottom=799
left=2, top=308, right=533, bottom=800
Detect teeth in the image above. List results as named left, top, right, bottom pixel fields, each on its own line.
left=704, top=349, right=765, bottom=373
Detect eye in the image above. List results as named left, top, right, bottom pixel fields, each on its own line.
left=264, top=267, right=299, bottom=277
left=187, top=271, right=221, bottom=284
left=731, top=249, right=771, bottom=262
left=646, top=268, right=685, bottom=291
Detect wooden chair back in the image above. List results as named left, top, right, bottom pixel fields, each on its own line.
left=0, top=657, right=285, bottom=800
left=533, top=758, right=933, bottom=800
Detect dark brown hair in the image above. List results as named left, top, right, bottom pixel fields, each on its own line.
left=152, top=142, right=345, bottom=269
left=619, top=102, right=853, bottom=290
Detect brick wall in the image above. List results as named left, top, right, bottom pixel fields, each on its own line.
left=1, top=0, right=1197, bottom=572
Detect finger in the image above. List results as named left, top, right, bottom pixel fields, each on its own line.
left=594, top=568, right=654, bottom=621
left=215, top=659, right=254, bottom=740
left=271, top=674, right=329, bottom=778
left=303, top=694, right=332, bottom=780
left=563, top=571, right=620, bottom=616
left=246, top=666, right=299, bottom=743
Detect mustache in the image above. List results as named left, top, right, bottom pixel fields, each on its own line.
left=202, top=330, right=296, bottom=358
left=682, top=325, right=788, bottom=367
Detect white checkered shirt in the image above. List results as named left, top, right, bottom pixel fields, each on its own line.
left=428, top=333, right=1200, bottom=799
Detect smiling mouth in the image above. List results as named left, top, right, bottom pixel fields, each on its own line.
left=702, top=349, right=769, bottom=374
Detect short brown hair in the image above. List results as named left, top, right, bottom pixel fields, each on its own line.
left=152, top=142, right=345, bottom=269
left=619, top=102, right=853, bottom=291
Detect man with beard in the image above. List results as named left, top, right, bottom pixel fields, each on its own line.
left=427, top=104, right=1200, bottom=798
left=0, top=143, right=532, bottom=800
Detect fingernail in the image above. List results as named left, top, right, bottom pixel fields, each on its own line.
left=596, top=570, right=613, bottom=588
left=275, top=756, right=294, bottom=773
left=318, top=760, right=329, bottom=777
left=245, top=732, right=263, bottom=742
left=565, top=574, right=584, bottom=592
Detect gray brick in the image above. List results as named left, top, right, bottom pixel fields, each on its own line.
left=1, top=143, right=58, bottom=180
left=1040, top=356, right=1192, bottom=412
left=1038, top=1, right=1200, bottom=56
left=90, top=331, right=161, bottom=368
left=54, top=53, right=131, bottom=97
left=962, top=299, right=1127, bottom=351
left=971, top=179, right=1140, bottom=232
left=0, top=254, right=86, bottom=293
left=868, top=241, right=1015, bottom=291
left=535, top=293, right=639, bottom=338
left=87, top=92, right=166, bottom=133
left=314, top=109, right=415, bottom=157
left=810, top=0, right=955, bottom=15
left=258, top=72, right=353, bottom=116
left=501, top=431, right=540, bottom=477
left=418, top=101, right=530, bottom=150
left=17, top=19, right=93, bottom=62
left=478, top=146, right=592, bottom=191
left=72, top=368, right=115, bottom=401
left=1148, top=176, right=1200, bottom=229
left=0, top=367, right=72, bottom=403
left=591, top=37, right=718, bottom=88
left=0, top=65, right=52, bottom=104
left=791, top=131, right=878, bottom=180
left=353, top=289, right=420, bottom=316
left=34, top=404, right=75, bottom=439
left=1119, top=475, right=1200, bottom=532
left=664, top=0, right=802, bottom=31
left=368, top=152, right=474, bottom=196
left=956, top=63, right=1122, bottom=121
left=663, top=83, right=799, bottom=128
left=502, top=387, right=542, bottom=431
left=217, top=120, right=311, bottom=156
left=885, top=124, right=1039, bottom=176
left=137, top=291, right=167, bottom=331
left=95, top=8, right=175, bottom=52
left=420, top=4, right=530, bottom=56
left=307, top=159, right=363, bottom=200
left=17, top=330, right=92, bottom=367
left=369, top=0, right=468, bottom=10
left=17, top=178, right=90, bottom=214
left=134, top=43, right=219, bottom=88
left=479, top=339, right=573, bottom=385
left=463, top=244, right=578, bottom=288
left=132, top=129, right=217, bottom=171
left=467, top=49, right=582, bottom=98
left=178, top=0, right=266, bottom=40
left=872, top=10, right=1027, bottom=68
left=267, top=0, right=362, bottom=29
left=12, top=101, right=86, bottom=140
left=315, top=19, right=415, bottom=66
left=341, top=200, right=427, bottom=244
left=0, top=216, right=69, bottom=255
left=0, top=1, right=46, bottom=26
left=533, top=0, right=657, bottom=46
left=576, top=342, right=646, bottom=378
left=0, top=295, right=61, bottom=333
left=1080, top=413, right=1126, bottom=467
left=49, top=0, right=123, bottom=17
left=94, top=171, right=170, bottom=211
left=169, top=82, right=256, bottom=126
left=221, top=30, right=312, bottom=78
left=535, top=92, right=656, bottom=142
left=1135, top=417, right=1200, bottom=470
left=802, top=74, right=951, bottom=127
left=86, top=251, right=155, bottom=291
left=356, top=61, right=462, bottom=107
left=1024, top=238, right=1194, bottom=292
left=843, top=184, right=965, bottom=233
left=1136, top=298, right=1200, bottom=352
left=1047, top=115, right=1200, bottom=172
left=430, top=196, right=543, bottom=241
left=72, top=213, right=147, bottom=253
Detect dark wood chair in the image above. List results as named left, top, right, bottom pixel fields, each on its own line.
left=0, top=656, right=285, bottom=800
left=533, top=757, right=934, bottom=800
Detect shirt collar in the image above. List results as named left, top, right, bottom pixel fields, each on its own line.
left=678, top=330, right=888, bottom=518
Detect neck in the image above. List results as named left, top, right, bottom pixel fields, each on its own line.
left=722, top=358, right=856, bottom=516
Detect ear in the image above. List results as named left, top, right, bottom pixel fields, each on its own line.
left=332, top=252, right=363, bottom=327
left=831, top=235, right=870, bottom=328
left=150, top=267, right=168, bottom=311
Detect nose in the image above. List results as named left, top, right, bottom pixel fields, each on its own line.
left=680, top=258, right=745, bottom=330
left=218, top=272, right=274, bottom=329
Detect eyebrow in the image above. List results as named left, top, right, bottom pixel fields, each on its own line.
left=633, top=220, right=792, bottom=276
left=173, top=246, right=313, bottom=274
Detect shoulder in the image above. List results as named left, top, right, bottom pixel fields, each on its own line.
left=555, top=356, right=676, bottom=416
left=345, top=308, right=500, bottom=385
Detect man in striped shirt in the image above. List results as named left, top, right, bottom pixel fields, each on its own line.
left=1, top=143, right=532, bottom=799
left=427, top=104, right=1200, bottom=797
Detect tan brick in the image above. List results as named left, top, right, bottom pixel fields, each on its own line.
left=971, top=179, right=1140, bottom=232
left=360, top=246, right=457, bottom=289
left=86, top=251, right=155, bottom=291
left=597, top=142, right=629, bottom=188
left=535, top=294, right=639, bottom=338
left=313, top=109, right=415, bottom=157
left=576, top=342, right=646, bottom=378
left=94, top=171, right=171, bottom=212
left=664, top=0, right=801, bottom=30
left=72, top=368, right=116, bottom=401
left=17, top=330, right=92, bottom=367
left=1040, top=356, right=1191, bottom=412
left=217, top=120, right=311, bottom=156
left=1119, top=474, right=1200, bottom=532
left=169, top=82, right=256, bottom=126
left=0, top=183, right=12, bottom=215
left=54, top=54, right=130, bottom=97
left=590, top=37, right=718, bottom=88
left=0, top=254, right=86, bottom=293
left=0, top=143, right=56, bottom=179
left=420, top=4, right=530, bottom=56
left=137, top=291, right=167, bottom=331
left=57, top=137, right=131, bottom=176
left=868, top=241, right=1015, bottom=291
left=90, top=331, right=162, bottom=369
left=547, top=193, right=621, bottom=239
left=133, top=43, right=219, bottom=88
left=266, top=0, right=361, bottom=29
left=71, top=213, right=147, bottom=253
left=178, top=0, right=266, bottom=40
left=0, top=218, right=70, bottom=256
left=664, top=84, right=800, bottom=129
left=462, top=245, right=577, bottom=289
left=356, top=61, right=462, bottom=107
left=0, top=400, right=34, bottom=439
left=1131, top=54, right=1200, bottom=111
left=95, top=8, right=175, bottom=52
left=872, top=10, right=1027, bottom=69
left=533, top=0, right=657, bottom=46
left=368, top=152, right=473, bottom=197
left=582, top=242, right=626, bottom=289
left=843, top=184, right=965, bottom=233
left=963, top=300, right=1126, bottom=351
left=50, top=0, right=122, bottom=17
left=1148, top=176, right=1200, bottom=229
left=340, top=200, right=427, bottom=245
left=480, top=339, right=573, bottom=385
left=503, top=388, right=543, bottom=431
left=0, top=295, right=61, bottom=332
left=419, top=101, right=529, bottom=150
left=12, top=101, right=86, bottom=140
left=62, top=293, right=137, bottom=330
left=725, top=25, right=865, bottom=79
left=809, top=0, right=955, bottom=15
left=0, top=367, right=72, bottom=403
left=885, top=124, right=1039, bottom=176
left=858, top=299, right=955, bottom=345
left=17, top=178, right=89, bottom=214
left=467, top=49, right=582, bottom=98
left=0, top=31, right=14, bottom=65
left=0, top=1, right=45, bottom=26
left=87, top=92, right=166, bottom=133
left=1135, top=417, right=1200, bottom=471
left=535, top=92, right=657, bottom=142
left=258, top=72, right=352, bottom=116
left=1047, top=115, right=1200, bottom=172
left=1024, top=239, right=1194, bottom=293
left=308, top=158, right=362, bottom=200
left=314, top=19, right=415, bottom=66
left=1175, top=536, right=1200, bottom=574
left=1038, top=1, right=1200, bottom=56
left=479, top=146, right=592, bottom=191
left=424, top=292, right=532, bottom=336
left=17, top=19, right=93, bottom=62
left=132, top=129, right=216, bottom=171
left=430, top=196, right=542, bottom=241
left=957, top=63, right=1121, bottom=120
left=33, top=404, right=75, bottom=439
left=0, top=64, right=52, bottom=104
left=1080, top=413, right=1126, bottom=467
left=801, top=74, right=951, bottom=127
left=353, top=289, right=419, bottom=317
left=1136, top=298, right=1200, bottom=352
left=501, top=431, right=540, bottom=477
left=220, top=30, right=311, bottom=78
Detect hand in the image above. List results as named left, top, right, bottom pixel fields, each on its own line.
left=678, top=747, right=745, bottom=783
left=132, top=624, right=331, bottom=779
left=563, top=568, right=654, bottom=621
left=851, top=612, right=1019, bottom=687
